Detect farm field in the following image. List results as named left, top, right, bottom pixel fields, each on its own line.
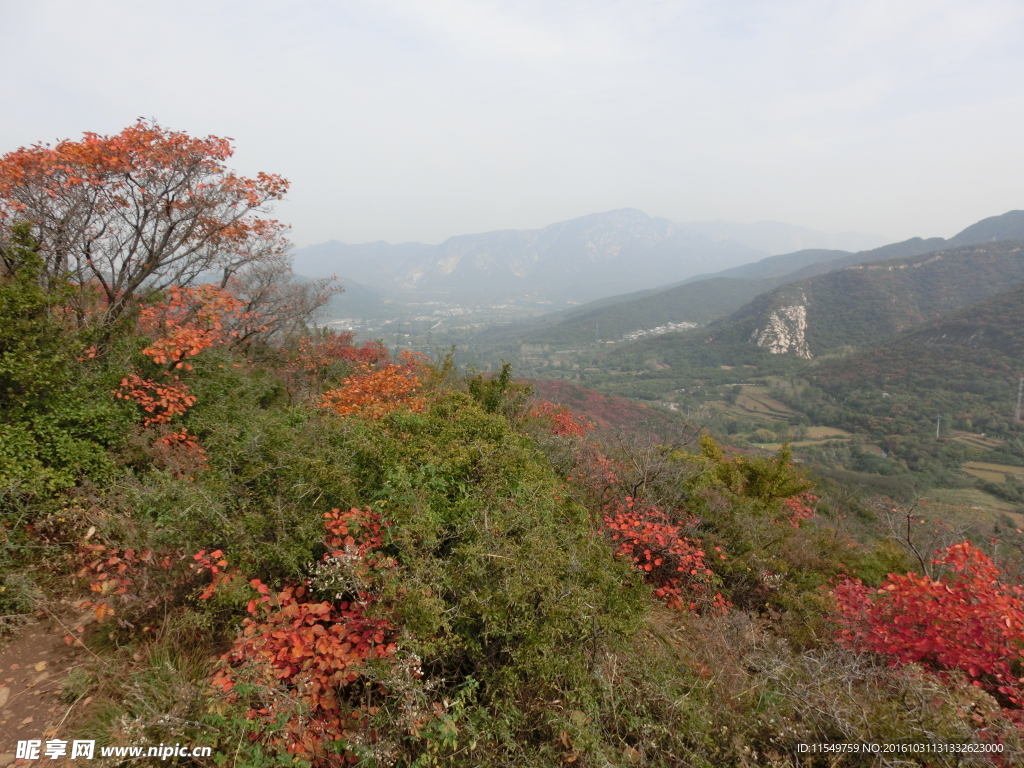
left=737, top=391, right=797, bottom=417
left=805, top=426, right=852, bottom=439
left=757, top=426, right=854, bottom=452
left=924, top=487, right=1024, bottom=528
left=962, top=461, right=1024, bottom=484
left=711, top=386, right=801, bottom=423
left=952, top=431, right=1005, bottom=451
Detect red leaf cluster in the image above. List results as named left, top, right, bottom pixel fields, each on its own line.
left=833, top=541, right=1024, bottom=710
left=324, top=507, right=388, bottom=563
left=74, top=544, right=175, bottom=626
left=211, top=508, right=400, bottom=763
left=567, top=437, right=726, bottom=612
left=531, top=400, right=591, bottom=437
left=152, top=428, right=209, bottom=477
left=783, top=491, right=818, bottom=529
left=191, top=548, right=238, bottom=600
left=320, top=351, right=428, bottom=419
left=277, top=333, right=389, bottom=401
left=114, top=373, right=196, bottom=425
left=600, top=497, right=717, bottom=611
left=529, top=379, right=661, bottom=435
left=139, top=284, right=247, bottom=369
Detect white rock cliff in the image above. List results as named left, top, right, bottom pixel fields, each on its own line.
left=750, top=302, right=812, bottom=359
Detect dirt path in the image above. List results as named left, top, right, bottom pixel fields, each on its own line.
left=0, top=615, right=89, bottom=765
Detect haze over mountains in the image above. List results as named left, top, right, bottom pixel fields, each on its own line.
left=499, top=210, right=1024, bottom=350
left=495, top=209, right=1024, bottom=483
left=294, top=209, right=888, bottom=307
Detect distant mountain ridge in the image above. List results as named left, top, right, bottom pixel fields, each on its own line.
left=609, top=237, right=1024, bottom=372
left=676, top=249, right=851, bottom=286
left=483, top=210, right=1024, bottom=350
left=681, top=221, right=885, bottom=255
left=293, top=209, right=887, bottom=306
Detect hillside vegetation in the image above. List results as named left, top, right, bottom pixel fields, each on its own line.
left=786, top=284, right=1024, bottom=479
left=4, top=123, right=1024, bottom=766
left=481, top=225, right=1024, bottom=517
left=499, top=277, right=775, bottom=348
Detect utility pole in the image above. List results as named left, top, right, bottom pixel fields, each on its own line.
left=1016, top=376, right=1023, bottom=422
left=936, top=414, right=941, bottom=440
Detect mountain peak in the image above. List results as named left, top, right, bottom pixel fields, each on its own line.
left=948, top=210, right=1024, bottom=247
left=292, top=211, right=894, bottom=305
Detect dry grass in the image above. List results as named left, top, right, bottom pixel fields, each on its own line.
left=964, top=461, right=1024, bottom=475
left=805, top=426, right=852, bottom=439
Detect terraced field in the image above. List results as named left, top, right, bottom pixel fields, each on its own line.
left=713, top=387, right=800, bottom=423
left=952, top=431, right=1005, bottom=451
left=805, top=426, right=852, bottom=439
left=925, top=487, right=1024, bottom=528
left=962, top=461, right=1024, bottom=484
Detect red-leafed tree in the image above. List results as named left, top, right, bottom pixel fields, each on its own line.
left=321, top=351, right=428, bottom=419
left=833, top=541, right=1024, bottom=710
left=0, top=120, right=289, bottom=328
left=138, top=284, right=247, bottom=370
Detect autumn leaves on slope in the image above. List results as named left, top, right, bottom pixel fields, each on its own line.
left=3, top=121, right=1024, bottom=765
left=94, top=298, right=1024, bottom=762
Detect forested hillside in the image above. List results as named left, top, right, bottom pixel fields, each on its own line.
left=3, top=122, right=1024, bottom=766
left=609, top=239, right=1024, bottom=370
left=802, top=283, right=1024, bottom=442
left=498, top=277, right=775, bottom=347
left=473, top=211, right=1024, bottom=360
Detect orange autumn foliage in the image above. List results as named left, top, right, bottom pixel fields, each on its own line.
left=73, top=544, right=178, bottom=627
left=150, top=428, right=209, bottom=479
left=211, top=509, right=400, bottom=764
left=114, top=373, right=196, bottom=426
left=531, top=400, right=591, bottom=437
left=783, top=491, right=818, bottom=528
left=320, top=351, right=428, bottom=419
left=0, top=120, right=289, bottom=326
left=191, top=548, right=239, bottom=600
left=278, top=332, right=390, bottom=402
left=139, top=284, right=247, bottom=369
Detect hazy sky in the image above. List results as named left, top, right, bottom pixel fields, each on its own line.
left=2, top=1, right=1022, bottom=246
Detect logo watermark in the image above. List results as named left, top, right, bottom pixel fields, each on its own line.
left=16, top=740, right=213, bottom=761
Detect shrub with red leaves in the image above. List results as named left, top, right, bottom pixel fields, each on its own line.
left=531, top=400, right=591, bottom=437
left=833, top=541, right=1024, bottom=711
left=600, top=496, right=725, bottom=611
left=320, top=352, right=428, bottom=419
left=783, top=491, right=818, bottom=529
left=279, top=332, right=391, bottom=402
left=210, top=508, right=401, bottom=764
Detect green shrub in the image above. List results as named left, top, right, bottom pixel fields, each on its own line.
left=0, top=223, right=131, bottom=498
